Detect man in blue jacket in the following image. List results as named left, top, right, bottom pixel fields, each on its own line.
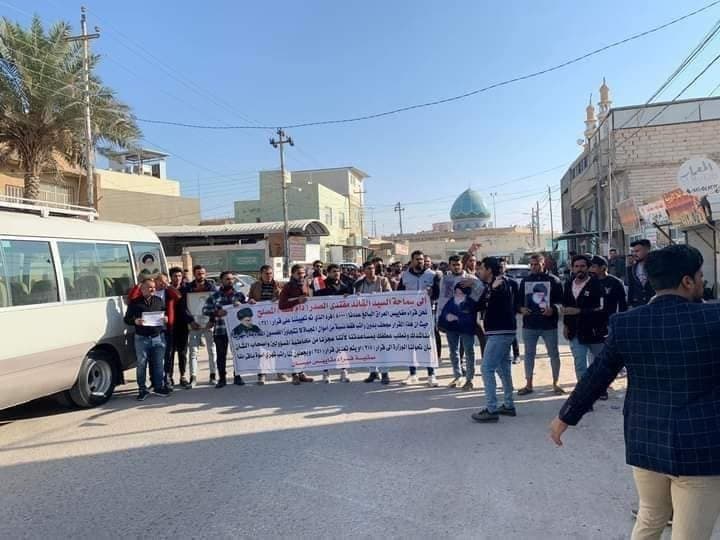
left=550, top=244, right=720, bottom=539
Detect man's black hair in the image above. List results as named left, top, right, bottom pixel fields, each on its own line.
left=291, top=263, right=304, bottom=274
left=448, top=255, right=461, bottom=264
left=646, top=245, right=703, bottom=290
left=410, top=250, right=424, bottom=260
left=259, top=264, right=272, bottom=273
left=571, top=254, right=591, bottom=267
left=169, top=266, right=183, bottom=275
left=630, top=239, right=652, bottom=249
left=326, top=263, right=340, bottom=272
left=480, top=256, right=502, bottom=277
left=219, top=270, right=234, bottom=280
left=193, top=264, right=205, bottom=272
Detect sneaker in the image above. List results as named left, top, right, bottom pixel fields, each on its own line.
left=152, top=386, right=171, bottom=398
left=291, top=374, right=301, bottom=386
left=471, top=408, right=499, bottom=423
left=340, top=369, right=350, bottom=383
left=215, top=379, right=227, bottom=389
left=276, top=373, right=288, bottom=382
left=137, top=390, right=150, bottom=401
left=189, top=376, right=197, bottom=389
left=322, top=371, right=331, bottom=384
left=180, top=376, right=190, bottom=389
left=552, top=385, right=565, bottom=395
left=364, top=372, right=380, bottom=383
left=427, top=375, right=439, bottom=387
left=512, top=355, right=520, bottom=365
left=462, top=380, right=474, bottom=391
left=257, top=374, right=266, bottom=386
left=447, top=377, right=461, bottom=388
left=381, top=373, right=390, bottom=385
left=209, top=373, right=217, bottom=386
left=599, top=391, right=609, bottom=401
left=164, top=375, right=175, bottom=390
left=497, top=404, right=517, bottom=417
left=234, top=375, right=245, bottom=386
left=298, top=373, right=314, bottom=383
left=402, top=375, right=419, bottom=386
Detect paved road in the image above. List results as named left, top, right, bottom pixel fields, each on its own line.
left=0, top=342, right=685, bottom=539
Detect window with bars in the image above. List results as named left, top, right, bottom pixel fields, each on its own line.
left=39, top=183, right=75, bottom=205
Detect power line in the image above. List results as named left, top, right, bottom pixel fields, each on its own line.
left=132, top=1, right=720, bottom=131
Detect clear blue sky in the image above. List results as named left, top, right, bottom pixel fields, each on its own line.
left=10, top=0, right=720, bottom=233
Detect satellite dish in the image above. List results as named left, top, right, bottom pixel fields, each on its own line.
left=576, top=139, right=585, bottom=146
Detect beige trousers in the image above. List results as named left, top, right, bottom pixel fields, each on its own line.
left=631, top=466, right=720, bottom=540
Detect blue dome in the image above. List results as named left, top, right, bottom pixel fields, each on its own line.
left=450, top=189, right=491, bottom=221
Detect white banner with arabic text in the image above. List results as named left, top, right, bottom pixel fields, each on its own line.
left=226, top=291, right=438, bottom=373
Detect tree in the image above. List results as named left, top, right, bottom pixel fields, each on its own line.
left=0, top=16, right=140, bottom=202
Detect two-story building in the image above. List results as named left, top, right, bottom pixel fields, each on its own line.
left=234, top=166, right=368, bottom=263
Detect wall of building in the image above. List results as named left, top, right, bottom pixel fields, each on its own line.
left=98, top=188, right=200, bottom=226
left=97, top=168, right=180, bottom=197
left=613, top=119, right=720, bottom=204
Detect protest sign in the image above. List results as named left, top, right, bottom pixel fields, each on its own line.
left=186, top=292, right=211, bottom=326
left=663, top=188, right=706, bottom=227
left=226, top=291, right=438, bottom=373
left=616, top=199, right=641, bottom=234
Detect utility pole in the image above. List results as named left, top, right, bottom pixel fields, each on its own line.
left=270, top=128, right=293, bottom=278
left=394, top=202, right=405, bottom=235
left=65, top=7, right=100, bottom=209
left=354, top=188, right=366, bottom=246
left=548, top=186, right=555, bottom=249
left=490, top=192, right=498, bottom=228
left=530, top=207, right=536, bottom=248
left=536, top=200, right=541, bottom=250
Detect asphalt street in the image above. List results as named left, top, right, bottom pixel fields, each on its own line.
left=0, top=341, right=698, bottom=539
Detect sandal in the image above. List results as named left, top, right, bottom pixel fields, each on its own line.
left=517, top=387, right=534, bottom=396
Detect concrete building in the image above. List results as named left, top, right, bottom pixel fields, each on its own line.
left=0, top=148, right=200, bottom=226
left=390, top=189, right=547, bottom=262
left=559, top=80, right=720, bottom=254
left=234, top=166, right=368, bottom=263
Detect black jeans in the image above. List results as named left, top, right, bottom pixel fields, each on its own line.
left=164, top=326, right=189, bottom=378
left=214, top=334, right=229, bottom=381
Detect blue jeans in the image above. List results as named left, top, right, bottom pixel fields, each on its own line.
left=522, top=328, right=561, bottom=383
left=446, top=331, right=476, bottom=379
left=134, top=334, right=166, bottom=392
left=569, top=338, right=604, bottom=381
left=481, top=334, right=515, bottom=413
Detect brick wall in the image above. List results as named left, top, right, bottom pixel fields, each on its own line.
left=614, top=119, right=720, bottom=204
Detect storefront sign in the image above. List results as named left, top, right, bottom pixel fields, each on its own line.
left=616, top=198, right=641, bottom=233
left=663, top=188, right=706, bottom=227
left=677, top=158, right=720, bottom=197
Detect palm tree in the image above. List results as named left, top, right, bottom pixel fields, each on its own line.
left=0, top=15, right=140, bottom=202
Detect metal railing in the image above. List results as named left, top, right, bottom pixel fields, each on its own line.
left=0, top=194, right=98, bottom=220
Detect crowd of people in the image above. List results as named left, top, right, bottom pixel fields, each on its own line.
left=122, top=242, right=650, bottom=414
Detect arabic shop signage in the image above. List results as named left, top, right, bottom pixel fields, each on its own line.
left=677, top=157, right=720, bottom=197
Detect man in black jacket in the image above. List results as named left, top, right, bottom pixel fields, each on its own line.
left=562, top=255, right=605, bottom=384
left=314, top=264, right=353, bottom=383
left=628, top=239, right=655, bottom=307
left=471, top=257, right=518, bottom=423
left=517, top=254, right=564, bottom=395
left=550, top=245, right=720, bottom=539
left=124, top=277, right=171, bottom=400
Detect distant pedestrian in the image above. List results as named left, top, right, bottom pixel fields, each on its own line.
left=124, top=277, right=170, bottom=401
left=607, top=248, right=626, bottom=281
left=248, top=264, right=285, bottom=384
left=357, top=261, right=393, bottom=385
left=628, top=239, right=655, bottom=307
left=562, top=255, right=605, bottom=386
left=516, top=254, right=565, bottom=396
left=202, top=271, right=248, bottom=389
left=471, top=257, right=518, bottom=423
left=279, top=264, right=315, bottom=385
left=184, top=265, right=218, bottom=387
left=550, top=244, right=720, bottom=540
left=398, top=250, right=440, bottom=387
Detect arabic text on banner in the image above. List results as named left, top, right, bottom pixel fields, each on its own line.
left=226, top=291, right=439, bottom=373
